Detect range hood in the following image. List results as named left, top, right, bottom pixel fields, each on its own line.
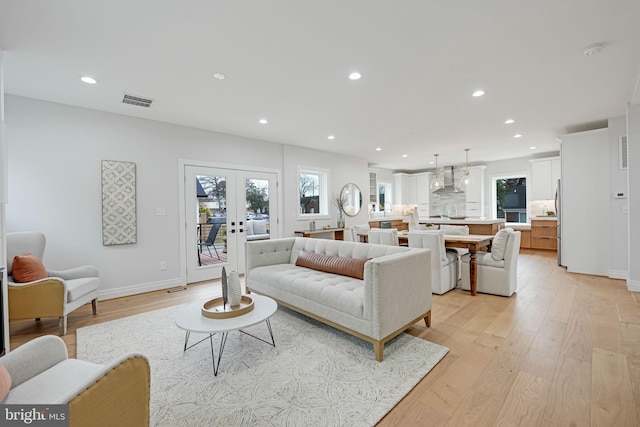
left=433, top=166, right=464, bottom=194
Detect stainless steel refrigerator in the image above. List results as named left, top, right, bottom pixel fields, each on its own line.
left=555, top=179, right=563, bottom=266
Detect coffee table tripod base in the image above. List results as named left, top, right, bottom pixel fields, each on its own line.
left=182, top=319, right=276, bottom=376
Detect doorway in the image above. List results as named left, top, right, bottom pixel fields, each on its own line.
left=183, top=164, right=278, bottom=284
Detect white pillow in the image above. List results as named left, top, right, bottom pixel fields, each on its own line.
left=491, top=228, right=513, bottom=261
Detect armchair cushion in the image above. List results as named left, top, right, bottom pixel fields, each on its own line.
left=11, top=254, right=47, bottom=283
left=0, top=364, right=11, bottom=402
left=491, top=227, right=513, bottom=261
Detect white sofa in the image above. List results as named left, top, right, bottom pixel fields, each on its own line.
left=408, top=230, right=459, bottom=294
left=461, top=228, right=521, bottom=296
left=0, top=335, right=150, bottom=426
left=245, top=219, right=270, bottom=240
left=245, top=237, right=432, bottom=361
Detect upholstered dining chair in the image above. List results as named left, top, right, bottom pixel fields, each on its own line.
left=6, top=231, right=101, bottom=335
left=350, top=224, right=371, bottom=242
left=367, top=228, right=399, bottom=246
left=460, top=228, right=521, bottom=296
left=408, top=230, right=459, bottom=294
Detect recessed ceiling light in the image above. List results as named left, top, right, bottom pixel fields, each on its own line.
left=529, top=146, right=537, bottom=150
left=259, top=119, right=268, bottom=124
left=349, top=72, right=362, bottom=80
left=504, top=119, right=515, bottom=124
left=80, top=76, right=97, bottom=84
left=429, top=161, right=434, bottom=164
left=472, top=90, right=485, bottom=97
left=327, top=135, right=335, bottom=140
left=514, top=134, right=522, bottom=138
left=213, top=73, right=226, bottom=80
left=375, top=147, right=382, bottom=151
left=582, top=43, right=605, bottom=56
left=402, top=154, right=408, bottom=158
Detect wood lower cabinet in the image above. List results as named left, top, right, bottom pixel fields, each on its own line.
left=519, top=230, right=531, bottom=249
left=531, top=220, right=558, bottom=250
left=369, top=220, right=408, bottom=231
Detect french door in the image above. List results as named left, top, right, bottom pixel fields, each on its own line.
left=184, top=165, right=278, bottom=284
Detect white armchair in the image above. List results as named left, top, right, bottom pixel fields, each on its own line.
left=349, top=224, right=371, bottom=242
left=408, top=230, right=459, bottom=294
left=461, top=228, right=521, bottom=296
left=6, top=231, right=101, bottom=335
left=0, top=335, right=150, bottom=426
left=368, top=228, right=399, bottom=246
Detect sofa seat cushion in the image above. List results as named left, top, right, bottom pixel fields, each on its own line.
left=296, top=250, right=368, bottom=280
left=250, top=264, right=365, bottom=318
left=65, top=277, right=100, bottom=302
left=5, top=359, right=106, bottom=404
left=461, top=252, right=505, bottom=268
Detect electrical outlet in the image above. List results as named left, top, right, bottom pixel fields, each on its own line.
left=160, top=261, right=167, bottom=270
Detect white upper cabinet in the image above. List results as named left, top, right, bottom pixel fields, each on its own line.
left=414, top=172, right=431, bottom=217
left=393, top=173, right=417, bottom=205
left=464, top=166, right=486, bottom=218
left=530, top=157, right=561, bottom=200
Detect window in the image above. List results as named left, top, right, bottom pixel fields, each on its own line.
left=492, top=174, right=528, bottom=223
left=298, top=167, right=329, bottom=217
left=376, top=181, right=393, bottom=213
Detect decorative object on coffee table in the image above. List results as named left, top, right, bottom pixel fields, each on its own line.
left=201, top=295, right=254, bottom=319
left=221, top=266, right=228, bottom=310
left=228, top=271, right=242, bottom=307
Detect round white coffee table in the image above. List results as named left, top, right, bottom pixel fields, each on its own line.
left=175, top=293, right=278, bottom=376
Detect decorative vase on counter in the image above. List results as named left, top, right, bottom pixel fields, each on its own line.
left=228, top=271, right=242, bottom=307
left=337, top=211, right=345, bottom=228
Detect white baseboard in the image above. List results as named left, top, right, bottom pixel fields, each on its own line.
left=98, top=278, right=186, bottom=301
left=627, top=279, right=640, bottom=293
left=609, top=270, right=628, bottom=280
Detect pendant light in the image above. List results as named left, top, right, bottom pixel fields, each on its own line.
left=458, top=148, right=472, bottom=188
left=430, top=154, right=444, bottom=192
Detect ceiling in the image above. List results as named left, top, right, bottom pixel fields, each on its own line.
left=1, top=1, right=639, bottom=171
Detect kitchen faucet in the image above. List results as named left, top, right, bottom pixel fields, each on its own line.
left=384, top=202, right=392, bottom=217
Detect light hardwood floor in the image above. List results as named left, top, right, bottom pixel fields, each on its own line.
left=8, top=250, right=640, bottom=426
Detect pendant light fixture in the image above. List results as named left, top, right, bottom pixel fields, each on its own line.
left=458, top=148, right=472, bottom=188
left=430, top=154, right=444, bottom=192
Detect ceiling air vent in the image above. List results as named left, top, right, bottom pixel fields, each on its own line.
left=122, top=93, right=154, bottom=108
left=619, top=136, right=628, bottom=170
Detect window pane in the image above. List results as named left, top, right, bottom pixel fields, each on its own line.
left=299, top=171, right=323, bottom=214
left=496, top=177, right=527, bottom=223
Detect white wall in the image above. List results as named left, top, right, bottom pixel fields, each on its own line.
left=5, top=95, right=370, bottom=298
left=283, top=144, right=369, bottom=238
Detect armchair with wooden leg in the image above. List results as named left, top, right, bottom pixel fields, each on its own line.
left=6, top=231, right=101, bottom=335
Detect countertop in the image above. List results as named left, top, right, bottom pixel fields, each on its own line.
left=418, top=218, right=506, bottom=225
left=530, top=216, right=558, bottom=221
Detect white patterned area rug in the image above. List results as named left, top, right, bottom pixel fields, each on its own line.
left=76, top=304, right=448, bottom=427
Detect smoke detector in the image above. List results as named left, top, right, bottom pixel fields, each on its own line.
left=582, top=43, right=605, bottom=56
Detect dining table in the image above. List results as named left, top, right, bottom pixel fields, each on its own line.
left=396, top=231, right=494, bottom=296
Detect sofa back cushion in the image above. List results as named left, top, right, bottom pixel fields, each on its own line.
left=295, top=250, right=368, bottom=280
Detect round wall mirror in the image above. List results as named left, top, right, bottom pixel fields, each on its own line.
left=340, top=183, right=362, bottom=216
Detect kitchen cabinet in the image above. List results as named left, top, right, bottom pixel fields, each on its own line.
left=520, top=230, right=531, bottom=248
left=531, top=219, right=557, bottom=250
left=464, top=166, right=486, bottom=218
left=530, top=157, right=560, bottom=200
left=414, top=172, right=431, bottom=218
left=393, top=173, right=416, bottom=205
left=368, top=219, right=408, bottom=231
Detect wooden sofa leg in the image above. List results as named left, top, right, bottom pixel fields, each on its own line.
left=59, top=316, right=68, bottom=336
left=374, top=341, right=384, bottom=362
left=92, top=298, right=98, bottom=315
left=424, top=310, right=431, bottom=328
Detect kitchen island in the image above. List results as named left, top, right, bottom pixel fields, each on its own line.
left=419, top=218, right=506, bottom=235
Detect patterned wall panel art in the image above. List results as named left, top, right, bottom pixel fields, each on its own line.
left=102, top=160, right=137, bottom=245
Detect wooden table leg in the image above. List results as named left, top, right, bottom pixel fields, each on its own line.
left=469, top=246, right=478, bottom=296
